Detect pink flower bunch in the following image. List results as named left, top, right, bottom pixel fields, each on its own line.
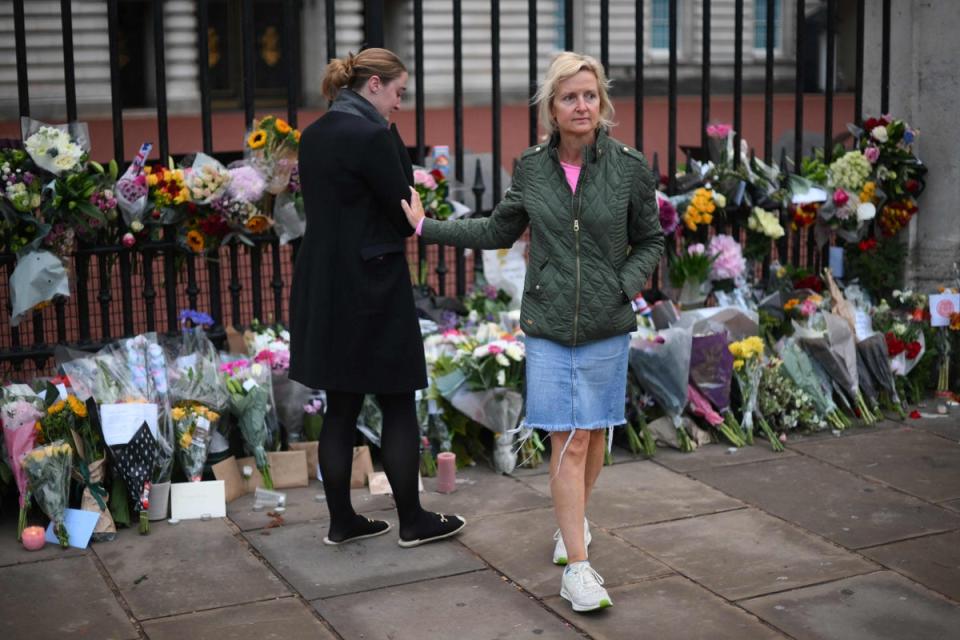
left=799, top=297, right=820, bottom=318
left=254, top=348, right=290, bottom=372
left=219, top=358, right=250, bottom=375
left=303, top=398, right=324, bottom=415
left=707, top=234, right=746, bottom=281
left=226, top=165, right=266, bottom=203
left=687, top=242, right=706, bottom=256
left=413, top=168, right=437, bottom=190
left=657, top=192, right=678, bottom=235
left=706, top=123, right=732, bottom=139
left=863, top=146, right=880, bottom=164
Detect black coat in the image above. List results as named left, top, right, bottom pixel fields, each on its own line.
left=289, top=102, right=427, bottom=393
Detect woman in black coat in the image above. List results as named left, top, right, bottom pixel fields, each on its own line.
left=289, top=48, right=465, bottom=547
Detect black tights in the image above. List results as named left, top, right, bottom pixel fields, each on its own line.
left=320, top=391, right=425, bottom=539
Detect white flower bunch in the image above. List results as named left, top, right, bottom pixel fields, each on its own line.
left=186, top=162, right=231, bottom=204
left=747, top=207, right=785, bottom=239
left=24, top=126, right=85, bottom=175
left=827, top=151, right=872, bottom=192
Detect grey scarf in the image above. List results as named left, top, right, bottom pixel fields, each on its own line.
left=328, top=89, right=387, bottom=128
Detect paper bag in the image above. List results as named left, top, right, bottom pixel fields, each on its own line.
left=367, top=470, right=424, bottom=495
left=225, top=325, right=247, bottom=355
left=289, top=441, right=319, bottom=480
left=351, top=445, right=374, bottom=488
left=211, top=456, right=246, bottom=503
left=237, top=450, right=309, bottom=490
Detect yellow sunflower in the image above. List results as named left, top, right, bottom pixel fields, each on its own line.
left=67, top=395, right=87, bottom=418
left=274, top=118, right=291, bottom=134
left=186, top=229, right=205, bottom=253
left=248, top=129, right=268, bottom=149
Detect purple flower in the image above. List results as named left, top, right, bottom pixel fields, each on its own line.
left=179, top=309, right=214, bottom=328
left=22, top=172, right=34, bottom=185
left=863, top=146, right=880, bottom=164
left=483, top=284, right=498, bottom=300
left=439, top=309, right=460, bottom=331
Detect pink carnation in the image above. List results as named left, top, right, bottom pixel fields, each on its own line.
left=707, top=234, right=745, bottom=281
left=687, top=243, right=706, bottom=256
left=227, top=165, right=266, bottom=202
left=706, top=123, right=732, bottom=139
left=414, top=169, right=437, bottom=190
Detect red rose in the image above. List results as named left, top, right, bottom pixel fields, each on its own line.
left=430, top=169, right=445, bottom=183
left=858, top=238, right=877, bottom=252
left=905, top=179, right=920, bottom=193
left=885, top=332, right=905, bottom=357
left=909, top=410, right=921, bottom=419
left=793, top=275, right=824, bottom=293
left=863, top=117, right=884, bottom=131
left=833, top=189, right=849, bottom=207
left=905, top=341, right=922, bottom=359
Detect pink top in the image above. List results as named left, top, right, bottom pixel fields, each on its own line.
left=560, top=161, right=581, bottom=193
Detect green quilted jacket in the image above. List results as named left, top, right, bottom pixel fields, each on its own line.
left=421, top=129, right=664, bottom=346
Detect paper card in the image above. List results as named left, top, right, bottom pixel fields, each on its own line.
left=237, top=450, right=309, bottom=491
left=929, top=293, right=960, bottom=327
left=828, top=246, right=844, bottom=279
left=100, top=403, right=158, bottom=446
left=170, top=480, right=226, bottom=520
left=45, top=508, right=99, bottom=549
left=211, top=456, right=246, bottom=503
left=175, top=353, right=198, bottom=371
left=366, top=471, right=424, bottom=496
left=288, top=441, right=319, bottom=481
left=854, top=309, right=874, bottom=341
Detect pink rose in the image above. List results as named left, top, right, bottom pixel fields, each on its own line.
left=414, top=169, right=437, bottom=190
left=832, top=189, right=850, bottom=207
left=122, top=232, right=136, bottom=248
left=864, top=146, right=880, bottom=164
left=706, top=123, right=732, bottom=139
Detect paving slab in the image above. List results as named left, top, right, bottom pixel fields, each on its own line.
left=544, top=575, right=787, bottom=640
left=246, top=519, right=485, bottom=599
left=0, top=554, right=137, bottom=639
left=909, top=413, right=960, bottom=441
left=227, top=481, right=394, bottom=531
left=507, top=443, right=641, bottom=478
left=314, top=569, right=583, bottom=639
left=654, top=443, right=796, bottom=473
left=783, top=420, right=904, bottom=445
left=518, top=460, right=744, bottom=529
left=142, top=597, right=336, bottom=639
left=861, top=531, right=960, bottom=601
left=420, top=464, right=552, bottom=518
left=618, top=508, right=876, bottom=601
left=457, top=507, right=671, bottom=597
left=690, top=455, right=960, bottom=549
left=0, top=519, right=85, bottom=567
left=94, top=518, right=288, bottom=620
left=792, top=427, right=960, bottom=502
left=941, top=498, right=960, bottom=513
left=741, top=571, right=960, bottom=640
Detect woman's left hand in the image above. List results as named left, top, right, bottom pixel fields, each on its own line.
left=401, top=186, right=425, bottom=229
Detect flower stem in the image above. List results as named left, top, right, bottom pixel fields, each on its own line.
left=139, top=511, right=149, bottom=535
left=17, top=507, right=27, bottom=541
left=624, top=421, right=644, bottom=455
left=640, top=418, right=657, bottom=458
left=757, top=415, right=784, bottom=452
left=260, top=465, right=274, bottom=490
left=677, top=425, right=695, bottom=453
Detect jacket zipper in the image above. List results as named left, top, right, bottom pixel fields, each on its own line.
left=572, top=160, right=586, bottom=346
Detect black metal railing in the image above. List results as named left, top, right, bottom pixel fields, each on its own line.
left=2, top=0, right=894, bottom=377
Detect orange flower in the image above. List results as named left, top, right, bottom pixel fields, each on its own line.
left=274, top=118, right=291, bottom=134
left=783, top=298, right=800, bottom=312
left=245, top=215, right=270, bottom=234
left=950, top=312, right=960, bottom=332
left=293, top=130, right=301, bottom=143
left=186, top=230, right=205, bottom=253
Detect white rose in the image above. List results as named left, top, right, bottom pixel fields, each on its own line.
left=495, top=353, right=510, bottom=367
left=505, top=343, right=524, bottom=362
left=472, top=344, right=490, bottom=358
left=496, top=369, right=506, bottom=386
left=870, top=126, right=888, bottom=143
left=856, top=202, right=876, bottom=222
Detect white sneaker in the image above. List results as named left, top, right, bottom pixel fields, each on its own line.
left=560, top=561, right=613, bottom=612
left=552, top=518, right=592, bottom=566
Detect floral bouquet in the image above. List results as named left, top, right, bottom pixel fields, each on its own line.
left=222, top=358, right=275, bottom=489
left=172, top=403, right=219, bottom=482
left=744, top=206, right=785, bottom=261
left=857, top=333, right=905, bottom=419
left=657, top=191, right=679, bottom=235
left=180, top=153, right=232, bottom=255
left=245, top=115, right=300, bottom=195
left=729, top=336, right=783, bottom=451
left=779, top=340, right=850, bottom=430
left=680, top=187, right=720, bottom=234
left=708, top=233, right=747, bottom=292
left=816, top=150, right=877, bottom=245
left=688, top=332, right=744, bottom=446
left=1, top=394, right=42, bottom=538
left=21, top=441, right=73, bottom=547
left=0, top=147, right=46, bottom=255
left=668, top=241, right=715, bottom=306
left=856, top=115, right=926, bottom=206
left=414, top=168, right=455, bottom=221
left=464, top=284, right=512, bottom=322
left=758, top=359, right=828, bottom=436
left=167, top=311, right=229, bottom=414
left=211, top=164, right=271, bottom=240
left=143, top=163, right=191, bottom=224
left=629, top=328, right=695, bottom=452
left=461, top=333, right=525, bottom=391
left=244, top=319, right=312, bottom=443
left=21, top=119, right=89, bottom=176
left=790, top=202, right=819, bottom=231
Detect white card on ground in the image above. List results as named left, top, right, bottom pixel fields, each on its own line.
left=170, top=480, right=226, bottom=520
left=45, top=508, right=99, bottom=549
left=929, top=293, right=960, bottom=327
left=100, top=402, right=159, bottom=446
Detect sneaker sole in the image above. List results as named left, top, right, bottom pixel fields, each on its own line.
left=397, top=517, right=467, bottom=548
left=561, top=588, right=613, bottom=613
left=323, top=522, right=393, bottom=546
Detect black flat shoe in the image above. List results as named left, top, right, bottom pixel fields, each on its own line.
left=398, top=512, right=466, bottom=548
left=323, top=516, right=392, bottom=546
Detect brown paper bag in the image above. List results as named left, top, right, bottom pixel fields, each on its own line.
left=225, top=325, right=247, bottom=355
left=80, top=458, right=116, bottom=535
left=211, top=456, right=246, bottom=503
left=351, top=446, right=374, bottom=488
left=288, top=441, right=319, bottom=480
left=367, top=471, right=425, bottom=495
left=237, top=450, right=309, bottom=490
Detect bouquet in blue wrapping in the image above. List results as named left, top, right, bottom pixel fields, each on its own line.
left=629, top=328, right=694, bottom=452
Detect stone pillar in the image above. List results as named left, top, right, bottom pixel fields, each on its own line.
left=862, top=0, right=960, bottom=290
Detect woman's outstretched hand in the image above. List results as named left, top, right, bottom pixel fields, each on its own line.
left=401, top=186, right=425, bottom=229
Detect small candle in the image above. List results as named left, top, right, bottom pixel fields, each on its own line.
left=22, top=526, right=46, bottom=551
left=437, top=452, right=457, bottom=493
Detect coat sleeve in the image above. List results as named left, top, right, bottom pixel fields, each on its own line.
left=619, top=157, right=665, bottom=298
left=358, top=126, right=417, bottom=237
left=420, top=160, right=529, bottom=249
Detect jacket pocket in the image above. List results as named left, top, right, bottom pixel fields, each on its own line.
left=360, top=242, right=405, bottom=261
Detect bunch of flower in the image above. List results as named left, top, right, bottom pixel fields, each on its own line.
left=823, top=182, right=877, bottom=232
left=2, top=395, right=43, bottom=539
left=23, top=126, right=85, bottom=175
left=790, top=202, right=818, bottom=230
left=464, top=284, right=511, bottom=322
left=171, top=403, right=219, bottom=482
left=655, top=191, right=679, bottom=235
left=707, top=234, right=746, bottom=284
left=858, top=115, right=926, bottom=203
left=185, top=161, right=230, bottom=204
left=844, top=236, right=908, bottom=301
left=38, top=394, right=89, bottom=446
left=20, top=441, right=73, bottom=547
left=728, top=336, right=782, bottom=451
left=878, top=198, right=918, bottom=237
left=1, top=149, right=42, bottom=215
left=682, top=187, right=718, bottom=232
left=668, top=241, right=714, bottom=290
left=246, top=115, right=300, bottom=194
left=245, top=319, right=291, bottom=372
left=143, top=164, right=189, bottom=221
left=757, top=359, right=828, bottom=434
left=215, top=165, right=271, bottom=234
left=414, top=168, right=454, bottom=221
left=454, top=324, right=525, bottom=391
left=784, top=293, right=824, bottom=323
left=222, top=359, right=274, bottom=488
left=745, top=206, right=785, bottom=260
left=828, top=150, right=872, bottom=193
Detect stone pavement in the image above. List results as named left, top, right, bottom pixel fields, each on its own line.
left=2, top=411, right=959, bottom=640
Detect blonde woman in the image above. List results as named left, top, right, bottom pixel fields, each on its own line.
left=290, top=48, right=465, bottom=548
left=402, top=52, right=663, bottom=612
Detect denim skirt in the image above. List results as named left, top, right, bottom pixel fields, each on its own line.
left=523, top=333, right=630, bottom=432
